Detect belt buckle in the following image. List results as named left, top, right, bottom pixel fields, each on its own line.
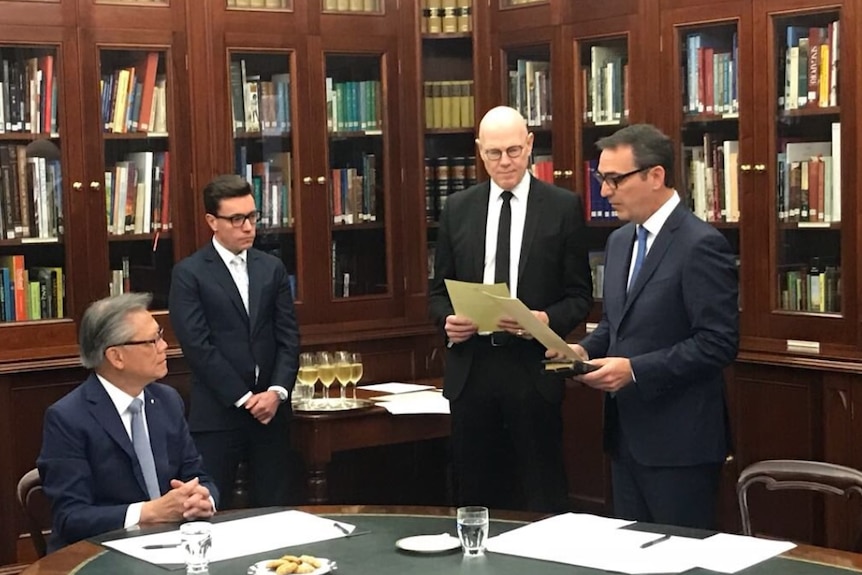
left=490, top=332, right=507, bottom=347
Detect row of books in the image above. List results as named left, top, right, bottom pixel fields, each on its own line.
left=105, top=151, right=171, bottom=235
left=780, top=22, right=839, bottom=111
left=424, top=156, right=477, bottom=222
left=583, top=159, right=619, bottom=222
left=583, top=46, right=628, bottom=124
left=100, top=52, right=168, bottom=134
left=777, top=127, right=841, bottom=223
left=420, top=0, right=473, bottom=35
left=531, top=155, right=554, bottom=185
left=0, top=144, right=63, bottom=240
left=681, top=137, right=740, bottom=223
left=229, top=61, right=291, bottom=134
left=236, top=150, right=295, bottom=228
left=0, top=255, right=64, bottom=322
left=683, top=32, right=739, bottom=117
left=331, top=154, right=378, bottom=224
left=225, top=0, right=290, bottom=7
left=0, top=55, right=58, bottom=135
left=423, top=80, right=474, bottom=129
left=322, top=0, right=381, bottom=11
left=778, top=262, right=841, bottom=313
left=325, top=78, right=383, bottom=133
left=508, top=59, right=551, bottom=127
left=109, top=256, right=131, bottom=297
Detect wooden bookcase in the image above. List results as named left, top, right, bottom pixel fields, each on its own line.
left=2, top=0, right=862, bottom=565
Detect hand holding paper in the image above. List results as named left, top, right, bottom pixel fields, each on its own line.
left=444, top=280, right=510, bottom=333
left=484, top=293, right=580, bottom=359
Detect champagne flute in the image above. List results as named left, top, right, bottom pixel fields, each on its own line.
left=349, top=352, right=363, bottom=400
left=297, top=352, right=319, bottom=403
left=334, top=351, right=352, bottom=405
left=316, top=351, right=336, bottom=403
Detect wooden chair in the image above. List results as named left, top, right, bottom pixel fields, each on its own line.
left=16, top=468, right=51, bottom=558
left=737, top=459, right=862, bottom=551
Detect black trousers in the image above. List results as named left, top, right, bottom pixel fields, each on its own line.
left=449, top=339, right=568, bottom=513
left=193, top=413, right=291, bottom=509
left=611, top=426, right=723, bottom=530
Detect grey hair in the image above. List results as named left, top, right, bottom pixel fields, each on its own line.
left=79, top=293, right=152, bottom=369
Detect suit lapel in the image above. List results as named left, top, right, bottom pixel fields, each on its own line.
left=470, top=183, right=491, bottom=281
left=83, top=375, right=149, bottom=497
left=518, top=177, right=544, bottom=281
left=609, top=224, right=635, bottom=315
left=204, top=243, right=249, bottom=322
left=246, top=249, right=264, bottom=335
left=622, top=204, right=686, bottom=316
left=142, top=387, right=168, bottom=492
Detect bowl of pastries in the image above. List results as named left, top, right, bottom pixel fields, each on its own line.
left=248, top=554, right=332, bottom=574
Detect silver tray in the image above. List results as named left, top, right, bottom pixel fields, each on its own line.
left=292, top=398, right=376, bottom=412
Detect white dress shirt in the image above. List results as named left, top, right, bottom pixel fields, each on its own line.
left=627, top=191, right=681, bottom=286
left=483, top=171, right=531, bottom=299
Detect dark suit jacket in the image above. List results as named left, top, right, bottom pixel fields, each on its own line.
left=37, top=375, right=218, bottom=551
left=168, top=243, right=300, bottom=432
left=429, top=176, right=593, bottom=402
left=581, top=202, right=739, bottom=467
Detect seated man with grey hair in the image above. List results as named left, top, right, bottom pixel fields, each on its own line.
left=38, top=293, right=218, bottom=551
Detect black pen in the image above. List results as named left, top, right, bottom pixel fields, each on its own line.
left=639, top=534, right=671, bottom=549
left=333, top=522, right=351, bottom=535
left=142, top=543, right=180, bottom=550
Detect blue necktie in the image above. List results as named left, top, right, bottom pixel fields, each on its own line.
left=129, top=398, right=161, bottom=500
left=628, top=225, right=648, bottom=291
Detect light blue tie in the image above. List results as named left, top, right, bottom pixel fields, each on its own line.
left=129, top=398, right=161, bottom=500
left=628, top=225, right=648, bottom=291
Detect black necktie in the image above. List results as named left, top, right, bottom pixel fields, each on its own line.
left=495, top=191, right=513, bottom=289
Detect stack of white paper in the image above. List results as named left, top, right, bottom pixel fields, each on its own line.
left=372, top=390, right=450, bottom=415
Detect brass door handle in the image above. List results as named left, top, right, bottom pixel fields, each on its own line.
left=303, top=176, right=312, bottom=185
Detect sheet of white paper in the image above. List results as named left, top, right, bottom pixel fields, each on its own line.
left=484, top=294, right=580, bottom=360
left=102, top=510, right=355, bottom=565
left=373, top=390, right=450, bottom=415
left=358, top=382, right=435, bottom=394
left=694, top=533, right=796, bottom=573
left=487, top=515, right=698, bottom=574
left=444, top=279, right=510, bottom=332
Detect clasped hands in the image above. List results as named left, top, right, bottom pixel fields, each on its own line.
left=545, top=344, right=633, bottom=393
left=140, top=477, right=214, bottom=523
left=245, top=390, right=281, bottom=425
left=444, top=311, right=549, bottom=344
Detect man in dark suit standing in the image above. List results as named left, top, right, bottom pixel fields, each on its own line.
left=566, top=124, right=738, bottom=529
left=169, top=174, right=299, bottom=508
left=38, top=293, right=218, bottom=551
left=429, top=106, right=593, bottom=512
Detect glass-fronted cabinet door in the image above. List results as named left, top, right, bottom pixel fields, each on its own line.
left=228, top=50, right=300, bottom=306
left=661, top=2, right=753, bottom=334
left=0, top=33, right=84, bottom=358
left=763, top=5, right=853, bottom=349
left=79, top=26, right=191, bottom=315
left=303, top=34, right=403, bottom=324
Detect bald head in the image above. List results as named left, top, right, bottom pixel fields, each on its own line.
left=476, top=106, right=533, bottom=190
left=478, top=106, right=528, bottom=141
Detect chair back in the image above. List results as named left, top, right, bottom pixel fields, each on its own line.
left=16, top=468, right=50, bottom=558
left=737, top=459, right=862, bottom=551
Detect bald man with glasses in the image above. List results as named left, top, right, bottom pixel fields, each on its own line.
left=429, top=106, right=593, bottom=512
left=38, top=293, right=218, bottom=551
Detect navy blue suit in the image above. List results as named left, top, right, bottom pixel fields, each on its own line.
left=37, top=375, right=217, bottom=551
left=169, top=242, right=299, bottom=507
left=581, top=202, right=738, bottom=528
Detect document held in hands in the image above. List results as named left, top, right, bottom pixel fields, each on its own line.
left=444, top=279, right=510, bottom=332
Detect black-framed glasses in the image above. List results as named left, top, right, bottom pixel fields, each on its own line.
left=593, top=166, right=654, bottom=190
left=483, top=145, right=525, bottom=161
left=115, top=327, right=165, bottom=348
left=213, top=210, right=261, bottom=227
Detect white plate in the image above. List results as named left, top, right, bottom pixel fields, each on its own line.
left=247, top=557, right=332, bottom=575
left=395, top=533, right=461, bottom=553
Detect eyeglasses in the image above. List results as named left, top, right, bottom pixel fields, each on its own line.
left=213, top=210, right=261, bottom=227
left=483, top=145, right=525, bottom=161
left=593, top=166, right=654, bottom=190
left=115, top=327, right=165, bottom=348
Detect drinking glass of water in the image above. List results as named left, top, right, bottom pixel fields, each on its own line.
left=180, top=521, right=212, bottom=574
left=456, top=506, right=489, bottom=557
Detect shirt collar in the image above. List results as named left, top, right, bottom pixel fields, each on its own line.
left=641, top=191, right=681, bottom=237
left=490, top=171, right=531, bottom=202
left=212, top=237, right=247, bottom=267
left=96, top=373, right=146, bottom=414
